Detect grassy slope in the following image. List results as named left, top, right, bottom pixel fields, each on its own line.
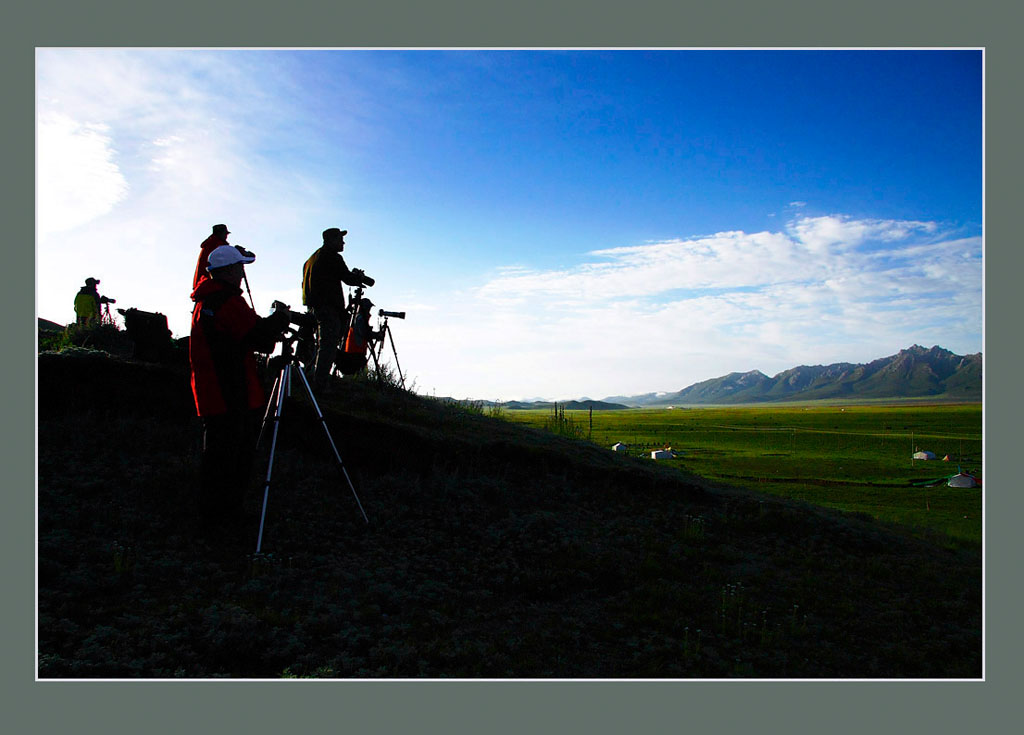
left=37, top=350, right=981, bottom=678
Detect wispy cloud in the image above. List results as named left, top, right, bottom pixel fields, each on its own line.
left=37, top=113, right=128, bottom=235
left=398, top=215, right=981, bottom=399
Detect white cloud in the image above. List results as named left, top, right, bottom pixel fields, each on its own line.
left=786, top=215, right=938, bottom=254
left=36, top=112, right=128, bottom=235
left=396, top=215, right=982, bottom=399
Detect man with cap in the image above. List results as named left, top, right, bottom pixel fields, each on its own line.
left=194, top=224, right=237, bottom=290
left=302, top=227, right=375, bottom=391
left=189, top=245, right=290, bottom=534
left=73, top=277, right=114, bottom=325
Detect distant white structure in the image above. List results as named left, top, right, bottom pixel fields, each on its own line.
left=612, top=442, right=627, bottom=452
left=913, top=450, right=936, bottom=460
left=651, top=448, right=678, bottom=460
left=948, top=473, right=979, bottom=488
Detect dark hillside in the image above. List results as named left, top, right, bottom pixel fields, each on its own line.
left=37, top=349, right=981, bottom=678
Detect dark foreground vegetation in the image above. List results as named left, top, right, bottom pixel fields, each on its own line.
left=37, top=347, right=981, bottom=678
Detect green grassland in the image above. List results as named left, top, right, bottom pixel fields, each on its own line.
left=504, top=403, right=983, bottom=547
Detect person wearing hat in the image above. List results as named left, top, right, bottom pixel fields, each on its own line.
left=73, top=277, right=114, bottom=325
left=301, top=227, right=375, bottom=391
left=336, top=296, right=383, bottom=376
left=189, top=245, right=290, bottom=534
left=194, top=224, right=239, bottom=290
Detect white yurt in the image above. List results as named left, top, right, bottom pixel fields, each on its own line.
left=947, top=473, right=979, bottom=488
left=612, top=442, right=627, bottom=452
left=913, top=450, right=936, bottom=460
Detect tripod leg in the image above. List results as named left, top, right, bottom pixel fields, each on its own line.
left=256, top=370, right=284, bottom=449
left=256, top=364, right=291, bottom=552
left=373, top=319, right=387, bottom=364
left=366, top=335, right=383, bottom=382
left=386, top=325, right=406, bottom=389
left=293, top=361, right=370, bottom=524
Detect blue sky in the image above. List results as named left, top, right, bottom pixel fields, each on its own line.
left=36, top=49, right=982, bottom=400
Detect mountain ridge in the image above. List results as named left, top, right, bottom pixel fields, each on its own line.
left=602, top=345, right=981, bottom=407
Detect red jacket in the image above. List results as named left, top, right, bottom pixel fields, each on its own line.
left=189, top=279, right=266, bottom=417
left=193, top=233, right=229, bottom=290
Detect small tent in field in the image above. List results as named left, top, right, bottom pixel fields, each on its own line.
left=948, top=472, right=979, bottom=488
left=651, top=448, right=677, bottom=460
left=913, top=450, right=936, bottom=460
left=612, top=442, right=627, bottom=452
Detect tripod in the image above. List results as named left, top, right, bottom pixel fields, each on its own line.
left=254, top=334, right=369, bottom=553
left=99, top=299, right=118, bottom=326
left=371, top=313, right=406, bottom=389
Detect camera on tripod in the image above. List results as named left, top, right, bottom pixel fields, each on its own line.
left=271, top=300, right=311, bottom=330
left=378, top=309, right=405, bottom=320
left=270, top=300, right=316, bottom=368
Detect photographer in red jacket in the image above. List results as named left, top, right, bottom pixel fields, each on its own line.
left=193, top=224, right=230, bottom=290
left=189, top=245, right=290, bottom=533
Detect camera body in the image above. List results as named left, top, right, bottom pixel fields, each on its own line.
left=270, top=301, right=316, bottom=366
left=351, top=268, right=375, bottom=288
left=271, top=300, right=311, bottom=329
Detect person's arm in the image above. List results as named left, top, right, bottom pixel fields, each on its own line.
left=335, top=255, right=374, bottom=288
left=243, top=308, right=291, bottom=353
left=217, top=296, right=290, bottom=353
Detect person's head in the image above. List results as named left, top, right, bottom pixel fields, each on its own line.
left=322, top=227, right=348, bottom=251
left=85, top=277, right=100, bottom=288
left=206, top=245, right=255, bottom=287
left=358, top=297, right=374, bottom=314
left=212, top=224, right=230, bottom=239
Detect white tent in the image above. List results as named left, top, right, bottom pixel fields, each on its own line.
left=913, top=450, right=936, bottom=460
left=611, top=442, right=627, bottom=452
left=948, top=473, right=978, bottom=488
left=651, top=449, right=677, bottom=460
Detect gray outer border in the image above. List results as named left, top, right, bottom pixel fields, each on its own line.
left=10, top=1, right=1014, bottom=732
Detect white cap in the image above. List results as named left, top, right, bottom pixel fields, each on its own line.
left=207, top=245, right=256, bottom=271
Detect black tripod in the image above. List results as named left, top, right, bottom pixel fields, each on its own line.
left=371, top=311, right=406, bottom=389
left=255, top=334, right=369, bottom=553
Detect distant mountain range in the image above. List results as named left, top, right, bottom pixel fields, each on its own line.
left=602, top=345, right=982, bottom=407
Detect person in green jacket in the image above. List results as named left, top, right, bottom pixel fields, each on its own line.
left=74, top=277, right=114, bottom=325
